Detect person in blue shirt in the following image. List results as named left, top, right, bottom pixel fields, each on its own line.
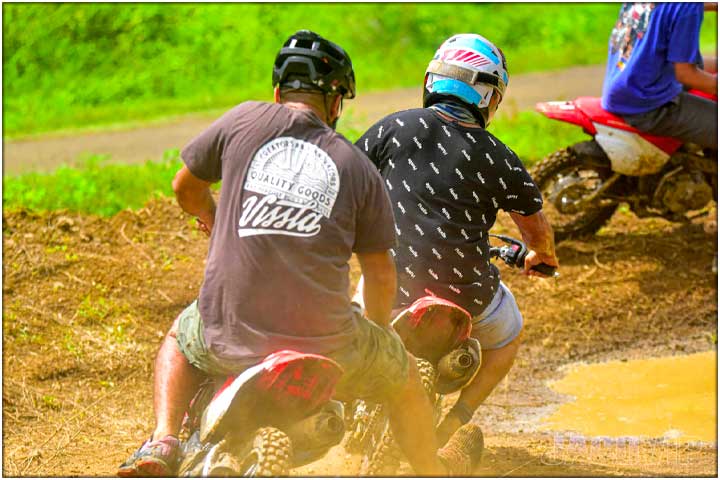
left=601, top=3, right=717, bottom=150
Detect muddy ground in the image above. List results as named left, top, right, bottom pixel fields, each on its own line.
left=2, top=196, right=717, bottom=477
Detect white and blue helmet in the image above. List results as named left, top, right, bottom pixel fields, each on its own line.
left=423, top=34, right=509, bottom=126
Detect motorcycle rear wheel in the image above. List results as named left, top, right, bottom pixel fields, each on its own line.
left=236, top=427, right=293, bottom=477
left=532, top=148, right=618, bottom=242
left=179, top=427, right=293, bottom=477
left=343, top=401, right=385, bottom=454
left=360, top=358, right=438, bottom=476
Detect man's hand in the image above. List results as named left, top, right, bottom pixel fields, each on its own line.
left=523, top=249, right=560, bottom=278
left=509, top=210, right=559, bottom=277
left=196, top=218, right=213, bottom=237
left=172, top=166, right=217, bottom=235
left=356, top=250, right=397, bottom=327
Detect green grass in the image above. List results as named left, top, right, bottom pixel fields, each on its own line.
left=3, top=5, right=715, bottom=137
left=0, top=3, right=622, bottom=137
left=489, top=111, right=589, bottom=165
left=701, top=11, right=718, bottom=52
left=3, top=150, right=183, bottom=217
left=2, top=109, right=590, bottom=217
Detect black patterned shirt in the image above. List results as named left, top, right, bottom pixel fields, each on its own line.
left=356, top=108, right=543, bottom=315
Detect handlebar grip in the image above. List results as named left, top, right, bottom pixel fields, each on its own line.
left=531, top=263, right=557, bottom=277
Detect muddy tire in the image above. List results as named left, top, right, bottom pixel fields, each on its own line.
left=344, top=402, right=386, bottom=453
left=532, top=148, right=618, bottom=242
left=235, top=427, right=293, bottom=477
left=362, top=424, right=403, bottom=476
left=178, top=427, right=292, bottom=477
left=360, top=358, right=439, bottom=476
left=416, top=358, right=437, bottom=402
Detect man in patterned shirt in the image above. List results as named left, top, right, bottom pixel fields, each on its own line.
left=356, top=34, right=559, bottom=444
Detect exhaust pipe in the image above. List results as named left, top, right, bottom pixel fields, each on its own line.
left=438, top=350, right=474, bottom=379
left=436, top=338, right=482, bottom=394
left=285, top=400, right=346, bottom=467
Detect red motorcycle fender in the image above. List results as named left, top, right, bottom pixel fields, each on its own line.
left=199, top=351, right=343, bottom=443
left=535, top=100, right=597, bottom=135
left=573, top=97, right=683, bottom=155
left=392, top=295, right=473, bottom=364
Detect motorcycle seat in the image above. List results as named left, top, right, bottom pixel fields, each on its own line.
left=574, top=97, right=684, bottom=152
left=574, top=97, right=643, bottom=133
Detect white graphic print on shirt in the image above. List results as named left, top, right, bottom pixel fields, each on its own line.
left=239, top=137, right=339, bottom=238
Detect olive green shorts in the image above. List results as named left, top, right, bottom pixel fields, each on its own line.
left=175, top=301, right=409, bottom=404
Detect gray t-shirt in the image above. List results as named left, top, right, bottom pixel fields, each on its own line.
left=181, top=101, right=396, bottom=365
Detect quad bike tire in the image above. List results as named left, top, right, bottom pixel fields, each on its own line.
left=360, top=359, right=438, bottom=476
left=532, top=148, right=618, bottom=242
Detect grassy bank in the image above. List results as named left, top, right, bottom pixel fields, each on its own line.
left=12, top=3, right=715, bottom=137
left=2, top=109, right=588, bottom=216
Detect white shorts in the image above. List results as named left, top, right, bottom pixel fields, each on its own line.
left=471, top=281, right=523, bottom=349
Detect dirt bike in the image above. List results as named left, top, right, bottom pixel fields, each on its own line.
left=174, top=235, right=554, bottom=477
left=533, top=90, right=717, bottom=242
left=176, top=350, right=347, bottom=476
left=344, top=235, right=556, bottom=475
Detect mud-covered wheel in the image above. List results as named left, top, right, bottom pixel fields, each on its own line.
left=532, top=147, right=618, bottom=242
left=236, top=427, right=293, bottom=477
left=344, top=402, right=386, bottom=453
left=416, top=358, right=437, bottom=402
left=360, top=358, right=438, bottom=476
left=362, top=424, right=403, bottom=476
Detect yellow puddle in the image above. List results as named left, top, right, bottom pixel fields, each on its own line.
left=542, top=350, right=717, bottom=442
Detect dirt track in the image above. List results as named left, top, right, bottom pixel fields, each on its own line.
left=2, top=197, right=717, bottom=477
left=2, top=62, right=717, bottom=476
left=3, top=64, right=606, bottom=175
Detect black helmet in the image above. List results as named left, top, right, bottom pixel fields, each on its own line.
left=272, top=30, right=356, bottom=99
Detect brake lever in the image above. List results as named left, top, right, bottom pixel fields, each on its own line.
left=489, top=233, right=559, bottom=278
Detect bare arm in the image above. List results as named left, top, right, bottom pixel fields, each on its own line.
left=509, top=210, right=559, bottom=277
left=702, top=55, right=718, bottom=74
left=356, top=250, right=397, bottom=327
left=172, top=165, right=217, bottom=235
left=675, top=62, right=718, bottom=95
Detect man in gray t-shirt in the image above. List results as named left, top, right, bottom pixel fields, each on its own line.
left=118, top=31, right=462, bottom=477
